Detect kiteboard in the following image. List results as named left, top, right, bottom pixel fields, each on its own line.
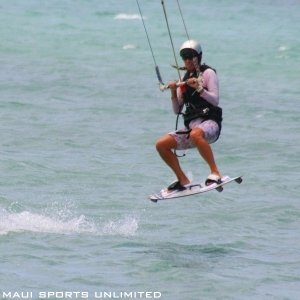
left=149, top=175, right=242, bottom=202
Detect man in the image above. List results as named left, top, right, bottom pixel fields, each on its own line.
left=155, top=40, right=223, bottom=191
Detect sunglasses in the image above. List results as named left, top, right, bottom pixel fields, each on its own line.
left=180, top=49, right=198, bottom=61
left=181, top=54, right=194, bottom=60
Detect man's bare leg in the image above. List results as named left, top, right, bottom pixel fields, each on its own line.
left=189, top=128, right=221, bottom=177
left=155, top=134, right=190, bottom=185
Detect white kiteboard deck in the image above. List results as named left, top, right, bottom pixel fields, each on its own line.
left=149, top=175, right=242, bottom=202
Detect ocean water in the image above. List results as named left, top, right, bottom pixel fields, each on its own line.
left=0, top=0, right=299, bottom=299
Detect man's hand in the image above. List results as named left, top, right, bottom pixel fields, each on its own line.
left=186, top=76, right=204, bottom=94
left=168, top=81, right=177, bottom=90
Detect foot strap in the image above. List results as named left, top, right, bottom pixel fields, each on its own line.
left=167, top=181, right=186, bottom=191
left=205, top=174, right=222, bottom=186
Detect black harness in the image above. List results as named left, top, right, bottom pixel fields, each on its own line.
left=181, top=64, right=223, bottom=140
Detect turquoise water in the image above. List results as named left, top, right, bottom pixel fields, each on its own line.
left=0, top=0, right=299, bottom=299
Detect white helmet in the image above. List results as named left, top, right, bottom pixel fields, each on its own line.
left=179, top=40, right=202, bottom=59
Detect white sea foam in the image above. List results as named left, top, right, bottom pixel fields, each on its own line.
left=101, top=216, right=139, bottom=237
left=0, top=206, right=139, bottom=237
left=122, top=44, right=136, bottom=50
left=278, top=45, right=288, bottom=52
left=0, top=209, right=96, bottom=235
left=114, top=14, right=142, bottom=20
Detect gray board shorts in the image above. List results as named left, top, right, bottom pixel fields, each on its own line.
left=169, top=118, right=220, bottom=150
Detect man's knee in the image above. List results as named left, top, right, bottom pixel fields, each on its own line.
left=155, top=135, right=176, bottom=152
left=189, top=128, right=205, bottom=142
left=155, top=137, right=165, bottom=152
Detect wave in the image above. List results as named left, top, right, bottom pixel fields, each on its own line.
left=278, top=45, right=288, bottom=52
left=122, top=44, right=136, bottom=50
left=101, top=216, right=139, bottom=237
left=0, top=205, right=138, bottom=237
left=114, top=14, right=142, bottom=20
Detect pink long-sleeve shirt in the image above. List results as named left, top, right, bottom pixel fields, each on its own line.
left=172, top=68, right=219, bottom=114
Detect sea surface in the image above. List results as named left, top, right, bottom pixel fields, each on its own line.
left=0, top=0, right=299, bottom=299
